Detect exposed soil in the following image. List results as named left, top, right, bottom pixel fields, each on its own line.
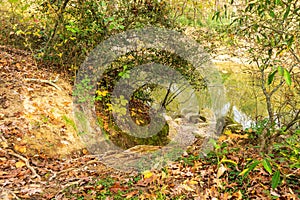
left=0, top=45, right=84, bottom=157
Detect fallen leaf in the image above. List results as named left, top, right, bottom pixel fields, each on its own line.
left=123, top=190, right=139, bottom=199
left=217, top=164, right=227, bottom=178
left=16, top=161, right=26, bottom=168
left=218, top=135, right=228, bottom=142
left=142, top=170, right=153, bottom=179
left=109, top=182, right=128, bottom=193
left=189, top=180, right=198, bottom=185
left=1, top=141, right=8, bottom=148
left=82, top=149, right=89, bottom=155
left=181, top=184, right=194, bottom=192
left=14, top=145, right=27, bottom=153
left=232, top=190, right=243, bottom=200
left=137, top=176, right=154, bottom=187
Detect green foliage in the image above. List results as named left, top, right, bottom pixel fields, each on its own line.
left=239, top=158, right=282, bottom=189
left=96, top=177, right=115, bottom=188
left=0, top=0, right=174, bottom=68
left=73, top=77, right=94, bottom=103
left=118, top=65, right=130, bottom=79
left=62, top=115, right=77, bottom=131
left=271, top=170, right=281, bottom=189
left=273, top=129, right=300, bottom=166
left=262, top=159, right=272, bottom=174
left=74, top=111, right=89, bottom=135
left=180, top=154, right=200, bottom=166
left=214, top=0, right=300, bottom=153
left=111, top=95, right=128, bottom=116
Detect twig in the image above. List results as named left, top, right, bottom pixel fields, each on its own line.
left=0, top=188, right=21, bottom=200
left=286, top=168, right=300, bottom=177
left=0, top=134, right=8, bottom=144
left=7, top=149, right=41, bottom=180
left=48, top=157, right=102, bottom=181
left=24, top=75, right=61, bottom=91
left=48, top=167, right=75, bottom=182
left=289, top=48, right=300, bottom=64
left=65, top=154, right=100, bottom=164
left=54, top=179, right=84, bottom=199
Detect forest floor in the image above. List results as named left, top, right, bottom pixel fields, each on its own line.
left=0, top=46, right=299, bottom=199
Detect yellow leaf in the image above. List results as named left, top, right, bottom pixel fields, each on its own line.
left=15, top=161, right=26, bottom=168
left=220, top=156, right=238, bottom=166
left=1, top=142, right=8, bottom=148
left=130, top=111, right=136, bottom=116
left=229, top=133, right=248, bottom=140
left=57, top=52, right=63, bottom=58
left=96, top=90, right=108, bottom=97
left=189, top=180, right=198, bottom=185
left=14, top=145, right=27, bottom=153
left=239, top=168, right=249, bottom=176
left=128, top=55, right=134, bottom=60
left=33, top=31, right=41, bottom=37
left=161, top=171, right=167, bottom=179
left=224, top=129, right=232, bottom=135
left=142, top=170, right=153, bottom=179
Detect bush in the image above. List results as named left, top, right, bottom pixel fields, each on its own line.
left=0, top=0, right=174, bottom=69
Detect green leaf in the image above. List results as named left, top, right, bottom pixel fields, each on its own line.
left=287, top=35, right=294, bottom=48
left=262, top=159, right=272, bottom=174
left=107, top=17, right=115, bottom=21
left=8, top=0, right=18, bottom=3
left=239, top=160, right=260, bottom=177
left=209, top=138, right=220, bottom=149
left=271, top=170, right=281, bottom=188
left=269, top=10, right=275, bottom=18
left=283, top=69, right=292, bottom=86
left=283, top=5, right=290, bottom=20
left=268, top=70, right=277, bottom=85
left=118, top=25, right=125, bottom=30
left=256, top=35, right=261, bottom=43
left=212, top=11, right=220, bottom=21
left=290, top=163, right=300, bottom=168
left=278, top=66, right=284, bottom=76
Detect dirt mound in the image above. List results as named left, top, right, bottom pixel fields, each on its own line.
left=0, top=46, right=84, bottom=157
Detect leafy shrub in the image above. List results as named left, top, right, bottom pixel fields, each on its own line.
left=1, top=0, right=174, bottom=69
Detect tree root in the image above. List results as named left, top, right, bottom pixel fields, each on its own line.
left=7, top=149, right=41, bottom=180
left=24, top=75, right=61, bottom=91
left=49, top=158, right=102, bottom=181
